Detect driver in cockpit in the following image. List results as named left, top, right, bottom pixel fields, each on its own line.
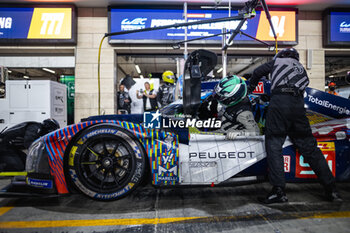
left=199, top=75, right=260, bottom=139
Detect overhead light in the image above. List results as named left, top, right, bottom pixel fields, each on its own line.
left=23, top=75, right=29, bottom=79
left=7, top=70, right=12, bottom=73
left=42, top=68, right=55, bottom=74
left=201, top=6, right=229, bottom=9
left=140, top=75, right=144, bottom=79
left=217, top=67, right=223, bottom=73
left=329, top=75, right=334, bottom=78
left=135, top=65, right=141, bottom=74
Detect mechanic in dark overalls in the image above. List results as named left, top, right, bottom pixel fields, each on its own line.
left=0, top=119, right=60, bottom=171
left=248, top=48, right=341, bottom=203
left=158, top=71, right=176, bottom=108
left=117, top=84, right=132, bottom=114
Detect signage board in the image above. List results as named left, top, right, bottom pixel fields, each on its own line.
left=0, top=5, right=76, bottom=45
left=323, top=9, right=350, bottom=47
left=109, top=7, right=297, bottom=45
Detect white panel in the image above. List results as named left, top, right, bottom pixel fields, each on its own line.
left=179, top=134, right=266, bottom=184
left=8, top=82, right=28, bottom=109
left=0, top=56, right=75, bottom=68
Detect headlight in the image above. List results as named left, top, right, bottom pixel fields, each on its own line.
left=26, top=139, right=46, bottom=173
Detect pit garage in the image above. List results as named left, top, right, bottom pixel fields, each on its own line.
left=0, top=0, right=350, bottom=233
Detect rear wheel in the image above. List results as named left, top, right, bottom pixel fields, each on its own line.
left=67, top=124, right=146, bottom=201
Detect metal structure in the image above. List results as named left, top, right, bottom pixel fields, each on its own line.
left=97, top=0, right=277, bottom=114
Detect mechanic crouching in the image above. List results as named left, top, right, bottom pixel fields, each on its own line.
left=0, top=119, right=60, bottom=172
left=248, top=48, right=342, bottom=203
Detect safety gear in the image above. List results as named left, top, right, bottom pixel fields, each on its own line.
left=328, top=82, right=336, bottom=87
left=162, top=71, right=175, bottom=84
left=328, top=82, right=336, bottom=92
left=42, top=119, right=60, bottom=133
left=258, top=186, right=288, bottom=204
left=274, top=47, right=299, bottom=61
left=214, top=75, right=247, bottom=107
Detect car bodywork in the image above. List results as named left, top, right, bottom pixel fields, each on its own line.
left=24, top=50, right=350, bottom=200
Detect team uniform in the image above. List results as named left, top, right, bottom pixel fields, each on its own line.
left=248, top=48, right=341, bottom=203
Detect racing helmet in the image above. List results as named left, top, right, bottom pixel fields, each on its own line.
left=162, top=71, right=175, bottom=84
left=213, top=75, right=247, bottom=107
left=42, top=118, right=60, bottom=133
left=274, top=47, right=299, bottom=61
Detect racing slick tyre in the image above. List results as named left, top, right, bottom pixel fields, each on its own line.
left=66, top=124, right=146, bottom=201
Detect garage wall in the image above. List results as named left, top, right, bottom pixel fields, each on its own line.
left=74, top=8, right=350, bottom=122
left=75, top=8, right=116, bottom=122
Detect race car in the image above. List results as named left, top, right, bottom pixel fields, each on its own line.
left=22, top=50, right=350, bottom=201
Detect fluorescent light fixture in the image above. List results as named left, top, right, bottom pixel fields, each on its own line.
left=140, top=75, right=144, bottom=79
left=217, top=67, right=223, bottom=73
left=42, top=68, right=55, bottom=74
left=7, top=70, right=12, bottom=73
left=328, top=75, right=334, bottom=78
left=201, top=6, right=230, bottom=9
left=135, top=65, right=141, bottom=74
left=23, top=75, right=29, bottom=79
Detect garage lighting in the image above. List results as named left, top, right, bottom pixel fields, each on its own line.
left=42, top=68, right=56, bottom=74
left=217, top=67, right=223, bottom=73
left=7, top=70, right=12, bottom=73
left=23, top=75, right=29, bottom=79
left=135, top=65, right=141, bottom=74
left=140, top=75, right=144, bottom=79
left=328, top=75, right=334, bottom=78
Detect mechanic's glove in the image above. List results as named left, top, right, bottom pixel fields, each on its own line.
left=247, top=85, right=255, bottom=95
left=260, top=94, right=270, bottom=102
left=225, top=131, right=241, bottom=140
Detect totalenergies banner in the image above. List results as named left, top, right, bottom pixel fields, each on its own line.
left=109, top=8, right=297, bottom=45
left=0, top=6, right=76, bottom=44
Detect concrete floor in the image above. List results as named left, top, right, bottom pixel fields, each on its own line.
left=0, top=178, right=349, bottom=233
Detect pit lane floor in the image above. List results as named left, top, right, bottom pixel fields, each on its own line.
left=0, top=178, right=349, bottom=233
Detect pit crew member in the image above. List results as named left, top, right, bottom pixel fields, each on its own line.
left=248, top=48, right=341, bottom=203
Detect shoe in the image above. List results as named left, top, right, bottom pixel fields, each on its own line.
left=258, top=186, right=288, bottom=204
left=325, top=185, right=343, bottom=202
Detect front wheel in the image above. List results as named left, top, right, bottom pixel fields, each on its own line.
left=66, top=124, right=146, bottom=201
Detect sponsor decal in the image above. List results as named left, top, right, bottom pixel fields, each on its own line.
left=0, top=17, right=12, bottom=29
left=27, top=178, right=53, bottom=189
left=189, top=151, right=254, bottom=159
left=307, top=94, right=350, bottom=116
left=189, top=161, right=216, bottom=168
left=28, top=8, right=72, bottom=39
left=256, top=11, right=296, bottom=41
left=296, top=142, right=336, bottom=178
left=158, top=166, right=177, bottom=176
left=144, top=110, right=221, bottom=129
left=340, top=21, right=350, bottom=33
left=110, top=8, right=296, bottom=43
left=121, top=17, right=147, bottom=30
left=252, top=81, right=264, bottom=94
left=283, top=155, right=290, bottom=172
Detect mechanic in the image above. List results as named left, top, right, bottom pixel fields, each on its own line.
left=200, top=75, right=260, bottom=139
left=0, top=119, right=60, bottom=171
left=137, top=82, right=158, bottom=112
left=327, top=82, right=339, bottom=96
left=158, top=70, right=176, bottom=107
left=117, top=84, right=132, bottom=114
left=248, top=48, right=341, bottom=203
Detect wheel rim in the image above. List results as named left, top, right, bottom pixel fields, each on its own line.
left=77, top=135, right=135, bottom=193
